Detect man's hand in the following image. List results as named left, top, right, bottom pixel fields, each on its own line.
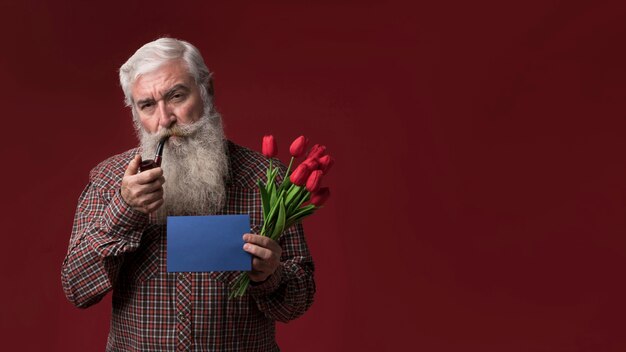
left=243, top=234, right=282, bottom=283
left=121, top=155, right=165, bottom=214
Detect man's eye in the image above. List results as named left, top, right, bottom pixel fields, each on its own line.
left=171, top=93, right=185, bottom=101
left=140, top=103, right=154, bottom=110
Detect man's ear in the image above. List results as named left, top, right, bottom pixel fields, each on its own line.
left=208, top=78, right=214, bottom=97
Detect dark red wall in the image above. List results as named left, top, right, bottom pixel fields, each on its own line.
left=1, top=1, right=625, bottom=351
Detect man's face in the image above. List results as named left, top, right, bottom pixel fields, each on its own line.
left=131, top=59, right=204, bottom=134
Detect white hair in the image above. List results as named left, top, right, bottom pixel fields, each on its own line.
left=119, top=37, right=213, bottom=119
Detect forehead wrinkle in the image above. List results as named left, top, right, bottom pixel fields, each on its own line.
left=134, top=77, right=180, bottom=101
left=136, top=84, right=190, bottom=105
left=131, top=60, right=193, bottom=103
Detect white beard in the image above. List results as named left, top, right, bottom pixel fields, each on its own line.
left=138, top=110, right=229, bottom=224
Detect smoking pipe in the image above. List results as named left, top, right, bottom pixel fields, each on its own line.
left=139, top=136, right=169, bottom=172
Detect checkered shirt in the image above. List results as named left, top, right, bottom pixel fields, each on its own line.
left=61, top=140, right=315, bottom=351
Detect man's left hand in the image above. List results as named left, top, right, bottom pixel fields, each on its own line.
left=242, top=234, right=282, bottom=283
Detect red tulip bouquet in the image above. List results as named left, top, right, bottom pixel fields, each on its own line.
left=229, top=135, right=333, bottom=298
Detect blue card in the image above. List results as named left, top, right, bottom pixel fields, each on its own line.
left=166, top=215, right=252, bottom=272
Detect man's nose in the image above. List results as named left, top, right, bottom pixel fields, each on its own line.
left=157, top=101, right=176, bottom=129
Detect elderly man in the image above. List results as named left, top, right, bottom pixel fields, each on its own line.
left=61, top=38, right=315, bottom=351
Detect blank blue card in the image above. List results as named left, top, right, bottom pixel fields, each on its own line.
left=167, top=215, right=252, bottom=272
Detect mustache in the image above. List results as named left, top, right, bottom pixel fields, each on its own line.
left=141, top=118, right=211, bottom=150
left=154, top=121, right=203, bottom=139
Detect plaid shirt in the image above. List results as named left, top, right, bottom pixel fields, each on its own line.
left=62, top=140, right=315, bottom=351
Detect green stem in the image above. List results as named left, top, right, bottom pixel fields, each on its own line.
left=286, top=156, right=294, bottom=176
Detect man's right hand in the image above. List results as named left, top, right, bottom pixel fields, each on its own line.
left=121, top=155, right=165, bottom=214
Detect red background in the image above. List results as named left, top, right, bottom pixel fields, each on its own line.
left=1, top=1, right=625, bottom=351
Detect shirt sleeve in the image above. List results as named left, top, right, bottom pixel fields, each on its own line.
left=61, top=176, right=149, bottom=308
left=247, top=222, right=316, bottom=323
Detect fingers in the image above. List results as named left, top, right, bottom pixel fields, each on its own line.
left=124, top=155, right=141, bottom=177
left=121, top=155, right=165, bottom=214
left=243, top=242, right=274, bottom=260
left=251, top=257, right=275, bottom=272
left=125, top=155, right=164, bottom=183
left=243, top=234, right=281, bottom=252
left=134, top=168, right=164, bottom=185
left=135, top=187, right=164, bottom=206
left=123, top=174, right=164, bottom=199
left=125, top=187, right=164, bottom=214
left=246, top=256, right=276, bottom=283
left=243, top=234, right=282, bottom=282
left=134, top=175, right=165, bottom=194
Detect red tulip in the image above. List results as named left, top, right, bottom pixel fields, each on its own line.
left=289, top=163, right=311, bottom=186
left=289, top=135, right=308, bottom=157
left=262, top=135, right=277, bottom=158
left=318, top=155, right=334, bottom=174
left=307, top=144, right=326, bottom=160
left=310, top=187, right=330, bottom=206
left=306, top=170, right=323, bottom=193
left=303, top=158, right=320, bottom=170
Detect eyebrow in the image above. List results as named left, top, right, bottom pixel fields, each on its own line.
left=135, top=84, right=190, bottom=106
left=164, top=84, right=190, bottom=99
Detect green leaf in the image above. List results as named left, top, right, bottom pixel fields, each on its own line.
left=288, top=190, right=310, bottom=215
left=271, top=198, right=287, bottom=241
left=287, top=204, right=316, bottom=223
left=278, top=176, right=292, bottom=194
left=267, top=167, right=274, bottom=183
left=267, top=198, right=280, bottom=222
left=271, top=167, right=279, bottom=184
left=271, top=187, right=286, bottom=212
left=285, top=184, right=302, bottom=207
left=258, top=179, right=269, bottom=218
left=285, top=211, right=315, bottom=230
left=269, top=185, right=277, bottom=205
left=284, top=205, right=316, bottom=230
left=260, top=195, right=282, bottom=235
